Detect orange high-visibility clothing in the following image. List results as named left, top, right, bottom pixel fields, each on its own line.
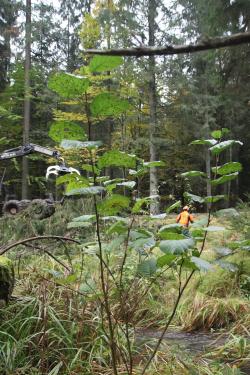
left=176, top=211, right=194, bottom=227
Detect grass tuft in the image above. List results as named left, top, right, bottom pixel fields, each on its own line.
left=178, top=293, right=249, bottom=331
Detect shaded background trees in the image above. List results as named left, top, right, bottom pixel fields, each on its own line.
left=0, top=0, right=249, bottom=209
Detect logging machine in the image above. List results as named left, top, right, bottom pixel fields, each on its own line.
left=0, top=143, right=80, bottom=219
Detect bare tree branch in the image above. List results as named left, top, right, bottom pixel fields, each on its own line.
left=83, top=32, right=250, bottom=57
left=0, top=235, right=79, bottom=256
left=23, top=243, right=72, bottom=272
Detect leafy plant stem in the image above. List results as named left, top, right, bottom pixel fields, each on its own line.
left=141, top=146, right=221, bottom=374
left=90, top=150, right=118, bottom=375
left=84, top=91, right=92, bottom=141
left=119, top=216, right=135, bottom=288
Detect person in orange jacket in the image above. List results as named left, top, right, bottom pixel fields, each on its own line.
left=176, top=206, right=194, bottom=228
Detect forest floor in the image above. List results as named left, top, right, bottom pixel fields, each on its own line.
left=0, top=202, right=249, bottom=374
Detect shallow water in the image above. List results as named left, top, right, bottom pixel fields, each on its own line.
left=136, top=329, right=250, bottom=374
left=136, top=328, right=226, bottom=353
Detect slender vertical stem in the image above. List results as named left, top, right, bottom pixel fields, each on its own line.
left=90, top=151, right=118, bottom=375
left=84, top=92, right=91, bottom=141
left=119, top=216, right=135, bottom=288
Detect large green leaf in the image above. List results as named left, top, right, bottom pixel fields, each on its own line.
left=212, top=162, right=242, bottom=175
left=117, top=181, right=136, bottom=189
left=132, top=197, right=149, bottom=213
left=129, top=230, right=155, bottom=254
left=60, top=140, right=102, bottom=149
left=106, top=221, right=128, bottom=235
left=137, top=258, right=157, bottom=277
left=214, top=260, right=238, bottom=272
left=157, top=254, right=176, bottom=268
left=103, top=178, right=124, bottom=186
left=49, top=121, right=86, bottom=142
left=56, top=173, right=88, bottom=186
left=97, top=194, right=130, bottom=215
left=158, top=224, right=182, bottom=235
left=159, top=237, right=195, bottom=254
left=228, top=240, right=250, bottom=250
left=211, top=128, right=229, bottom=139
left=182, top=258, right=199, bottom=270
left=143, top=161, right=166, bottom=168
left=81, top=164, right=100, bottom=175
left=65, top=177, right=90, bottom=193
left=190, top=139, right=217, bottom=146
left=89, top=55, right=123, bottom=72
left=211, top=173, right=238, bottom=186
left=190, top=228, right=204, bottom=239
left=159, top=232, right=185, bottom=240
left=131, top=237, right=156, bottom=253
left=65, top=186, right=105, bottom=196
left=181, top=171, right=206, bottom=178
left=190, top=256, right=214, bottom=272
left=166, top=200, right=181, bottom=213
left=98, top=150, right=136, bottom=169
left=48, top=72, right=89, bottom=98
left=214, top=247, right=232, bottom=256
left=204, top=195, right=226, bottom=203
left=184, top=192, right=204, bottom=203
left=128, top=167, right=147, bottom=177
left=105, top=182, right=123, bottom=193
left=130, top=229, right=154, bottom=240
left=191, top=217, right=209, bottom=227
left=90, top=92, right=130, bottom=116
left=210, top=140, right=243, bottom=155
left=132, top=195, right=159, bottom=214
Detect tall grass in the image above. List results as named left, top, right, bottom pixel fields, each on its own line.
left=1, top=207, right=250, bottom=374
left=178, top=292, right=249, bottom=331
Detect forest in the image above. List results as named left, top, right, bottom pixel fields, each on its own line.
left=0, top=0, right=250, bottom=374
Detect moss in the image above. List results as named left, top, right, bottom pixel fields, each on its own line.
left=0, top=256, right=15, bottom=303
left=0, top=256, right=13, bottom=269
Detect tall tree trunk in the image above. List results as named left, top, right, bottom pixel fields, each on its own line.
left=67, top=16, right=71, bottom=71
left=205, top=149, right=212, bottom=210
left=204, top=80, right=211, bottom=212
left=148, top=0, right=159, bottom=214
left=22, top=0, right=31, bottom=199
left=107, top=0, right=114, bottom=179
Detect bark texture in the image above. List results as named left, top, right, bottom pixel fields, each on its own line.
left=22, top=0, right=31, bottom=199
left=83, top=32, right=250, bottom=56
left=148, top=0, right=159, bottom=214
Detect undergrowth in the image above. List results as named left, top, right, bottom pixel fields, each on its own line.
left=0, top=206, right=249, bottom=374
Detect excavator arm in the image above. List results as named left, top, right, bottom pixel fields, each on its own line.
left=0, top=143, right=80, bottom=178
left=0, top=143, right=61, bottom=161
left=0, top=143, right=80, bottom=219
